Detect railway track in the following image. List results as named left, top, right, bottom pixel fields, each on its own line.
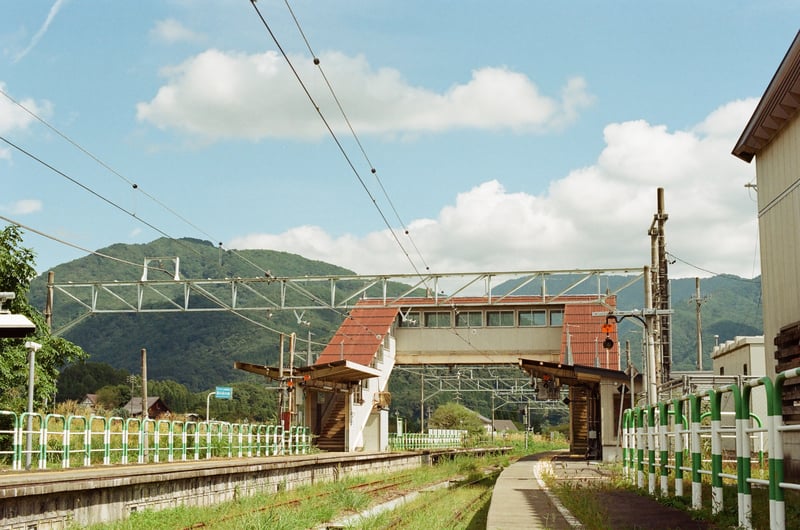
left=380, top=471, right=500, bottom=529
left=182, top=473, right=415, bottom=529
left=178, top=463, right=503, bottom=529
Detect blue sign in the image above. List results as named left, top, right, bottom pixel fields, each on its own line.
left=215, top=386, right=233, bottom=400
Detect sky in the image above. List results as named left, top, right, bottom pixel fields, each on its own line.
left=1, top=1, right=798, bottom=282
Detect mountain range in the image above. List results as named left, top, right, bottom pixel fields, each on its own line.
left=28, top=238, right=763, bottom=392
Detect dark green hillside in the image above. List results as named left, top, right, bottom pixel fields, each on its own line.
left=494, top=272, right=762, bottom=372
left=28, top=238, right=404, bottom=392
left=668, top=274, right=762, bottom=370
left=26, top=238, right=763, bottom=403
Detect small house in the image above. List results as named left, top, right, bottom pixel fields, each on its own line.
left=123, top=396, right=171, bottom=419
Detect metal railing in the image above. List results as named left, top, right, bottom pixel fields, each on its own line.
left=389, top=431, right=466, bottom=450
left=0, top=413, right=311, bottom=472
left=622, top=366, right=800, bottom=530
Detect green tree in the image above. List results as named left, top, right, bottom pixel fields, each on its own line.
left=198, top=381, right=278, bottom=423
left=57, top=361, right=131, bottom=401
left=0, top=226, right=87, bottom=411
left=149, top=379, right=194, bottom=413
left=428, top=402, right=486, bottom=435
left=95, top=384, right=130, bottom=410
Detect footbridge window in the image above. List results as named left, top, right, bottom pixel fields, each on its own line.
left=487, top=310, right=514, bottom=327
left=518, top=310, right=546, bottom=327
left=456, top=311, right=483, bottom=327
left=401, top=307, right=567, bottom=330
left=424, top=311, right=452, bottom=328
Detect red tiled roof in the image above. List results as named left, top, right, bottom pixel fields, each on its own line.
left=315, top=303, right=399, bottom=366
left=562, top=296, right=619, bottom=369
left=317, top=296, right=619, bottom=368
left=356, top=294, right=608, bottom=307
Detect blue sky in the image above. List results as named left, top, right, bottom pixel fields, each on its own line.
left=1, top=1, right=797, bottom=280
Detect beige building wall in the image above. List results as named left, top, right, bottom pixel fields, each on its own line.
left=733, top=30, right=800, bottom=480
left=395, top=326, right=562, bottom=364
left=711, top=336, right=768, bottom=430
left=756, top=119, right=800, bottom=380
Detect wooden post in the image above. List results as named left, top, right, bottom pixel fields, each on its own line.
left=45, top=271, right=54, bottom=331
left=141, top=348, right=148, bottom=419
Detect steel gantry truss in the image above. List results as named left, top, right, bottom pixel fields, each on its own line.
left=398, top=365, right=538, bottom=403
left=395, top=364, right=568, bottom=431
left=48, top=265, right=643, bottom=319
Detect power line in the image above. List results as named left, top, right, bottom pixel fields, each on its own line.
left=0, top=214, right=329, bottom=345
left=0, top=214, right=147, bottom=270
left=282, top=0, right=431, bottom=273
left=248, top=0, right=429, bottom=283
left=0, top=86, right=276, bottom=278
left=0, top=43, right=391, bottom=353
left=0, top=136, right=382, bottom=347
left=0, top=134, right=204, bottom=259
left=665, top=252, right=720, bottom=277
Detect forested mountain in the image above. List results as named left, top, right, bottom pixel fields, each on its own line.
left=496, top=272, right=762, bottom=371
left=665, top=274, right=762, bottom=370
left=27, top=238, right=762, bottom=423
left=28, top=238, right=378, bottom=391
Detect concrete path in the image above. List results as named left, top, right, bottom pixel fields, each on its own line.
left=487, top=451, right=716, bottom=529
left=486, top=452, right=581, bottom=529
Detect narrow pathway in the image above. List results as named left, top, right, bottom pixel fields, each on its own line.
left=486, top=452, right=579, bottom=529
left=487, top=451, right=717, bottom=529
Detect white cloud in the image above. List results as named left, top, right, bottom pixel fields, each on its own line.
left=229, top=99, right=761, bottom=279
left=136, top=50, right=593, bottom=140
left=1, top=199, right=42, bottom=215
left=150, top=19, right=203, bottom=44
left=0, top=82, right=51, bottom=134
left=13, top=0, right=67, bottom=63
left=0, top=83, right=53, bottom=159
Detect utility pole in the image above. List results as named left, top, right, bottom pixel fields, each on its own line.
left=648, top=188, right=671, bottom=384
left=626, top=340, right=635, bottom=411
left=278, top=334, right=286, bottom=429
left=141, top=348, right=148, bottom=460
left=643, top=266, right=658, bottom=405
left=288, top=332, right=296, bottom=429
left=565, top=324, right=575, bottom=365
left=45, top=271, right=54, bottom=331
left=419, top=372, right=425, bottom=433
left=593, top=278, right=672, bottom=407
left=307, top=329, right=313, bottom=366
left=141, top=348, right=148, bottom=419
left=690, top=277, right=710, bottom=371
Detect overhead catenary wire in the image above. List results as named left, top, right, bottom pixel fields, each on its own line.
left=0, top=213, right=331, bottom=344
left=248, top=0, right=428, bottom=283
left=0, top=134, right=379, bottom=349
left=0, top=43, right=390, bottom=350
left=0, top=134, right=202, bottom=259
left=0, top=81, right=383, bottom=341
left=0, top=87, right=273, bottom=278
left=0, top=87, right=195, bottom=230
left=281, top=0, right=431, bottom=273
left=0, top=214, right=148, bottom=271
left=665, top=251, right=721, bottom=278
left=0, top=96, right=331, bottom=343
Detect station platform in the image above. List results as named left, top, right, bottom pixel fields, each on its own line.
left=486, top=451, right=591, bottom=529
left=486, top=450, right=715, bottom=530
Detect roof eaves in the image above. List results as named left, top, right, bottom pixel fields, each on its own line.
left=733, top=30, right=800, bottom=162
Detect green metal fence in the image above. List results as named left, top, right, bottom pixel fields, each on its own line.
left=388, top=430, right=466, bottom=450
left=0, top=412, right=311, bottom=471
left=622, top=367, right=800, bottom=530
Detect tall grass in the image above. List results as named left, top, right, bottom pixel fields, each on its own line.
left=83, top=452, right=510, bottom=529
